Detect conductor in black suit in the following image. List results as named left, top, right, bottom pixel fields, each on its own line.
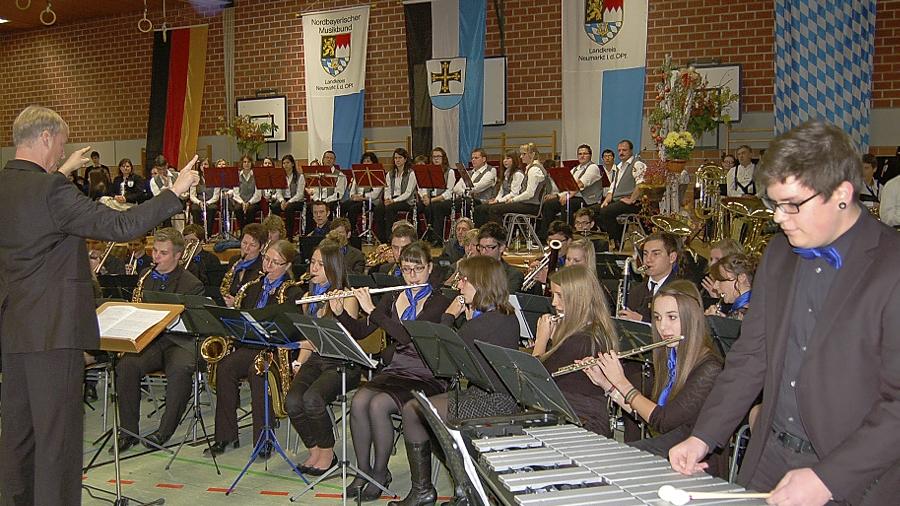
left=0, top=106, right=199, bottom=505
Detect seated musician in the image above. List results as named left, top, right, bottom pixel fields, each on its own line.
left=584, top=280, right=727, bottom=477
left=536, top=265, right=618, bottom=436
left=700, top=238, right=744, bottom=304
left=437, top=217, right=473, bottom=268
left=189, top=157, right=220, bottom=236
left=305, top=150, right=347, bottom=229
left=149, top=155, right=178, bottom=196
left=420, top=147, right=457, bottom=246
left=328, top=217, right=366, bottom=274
left=330, top=242, right=452, bottom=500
left=451, top=148, right=497, bottom=221
left=705, top=253, right=754, bottom=320
left=230, top=155, right=262, bottom=230
left=393, top=256, right=521, bottom=506
left=285, top=240, right=360, bottom=474
left=222, top=223, right=266, bottom=308
left=541, top=144, right=605, bottom=238
left=182, top=224, right=220, bottom=287
left=125, top=236, right=152, bottom=275
left=565, top=237, right=596, bottom=277
left=204, top=240, right=304, bottom=458
left=306, top=200, right=331, bottom=237
left=482, top=143, right=547, bottom=227
left=87, top=240, right=125, bottom=276
left=345, top=151, right=384, bottom=235
left=268, top=154, right=305, bottom=240
left=115, top=228, right=205, bottom=450
left=859, top=153, right=881, bottom=211
left=473, top=151, right=521, bottom=228
left=593, top=140, right=646, bottom=244
left=573, top=207, right=610, bottom=252
left=374, top=148, right=418, bottom=244
left=523, top=220, right=574, bottom=292
left=619, top=232, right=679, bottom=322
left=475, top=222, right=524, bottom=293
left=102, top=157, right=148, bottom=210
left=262, top=214, right=287, bottom=243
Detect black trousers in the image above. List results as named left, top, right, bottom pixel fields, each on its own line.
left=373, top=201, right=413, bottom=242
left=116, top=335, right=197, bottom=439
left=233, top=202, right=261, bottom=230
left=540, top=196, right=587, bottom=238
left=285, top=354, right=361, bottom=449
left=270, top=200, right=304, bottom=238
left=422, top=199, right=453, bottom=243
left=0, top=349, right=83, bottom=506
left=486, top=202, right=539, bottom=227
left=190, top=203, right=219, bottom=237
left=212, top=347, right=270, bottom=444
left=593, top=200, right=641, bottom=244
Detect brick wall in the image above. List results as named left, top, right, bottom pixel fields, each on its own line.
left=1, top=0, right=898, bottom=144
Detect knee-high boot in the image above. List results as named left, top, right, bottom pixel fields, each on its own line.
left=388, top=440, right=437, bottom=506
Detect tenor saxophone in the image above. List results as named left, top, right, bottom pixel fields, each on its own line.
left=253, top=278, right=304, bottom=419
left=219, top=259, right=241, bottom=299
left=202, top=273, right=263, bottom=393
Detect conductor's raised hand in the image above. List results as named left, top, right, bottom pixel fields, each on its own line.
left=171, top=155, right=200, bottom=195
left=668, top=436, right=710, bottom=475
left=58, top=146, right=91, bottom=176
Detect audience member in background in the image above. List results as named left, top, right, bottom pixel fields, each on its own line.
left=231, top=155, right=262, bottom=229
left=726, top=145, right=756, bottom=197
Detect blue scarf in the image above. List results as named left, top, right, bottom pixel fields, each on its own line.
left=392, top=265, right=401, bottom=277
left=340, top=245, right=348, bottom=256
left=401, top=285, right=433, bottom=321
left=312, top=226, right=328, bottom=236
left=731, top=290, right=752, bottom=313
left=256, top=274, right=287, bottom=309
left=307, top=282, right=331, bottom=316
left=793, top=246, right=842, bottom=270
left=471, top=305, right=495, bottom=320
left=658, top=348, right=677, bottom=407
left=150, top=270, right=170, bottom=290
left=234, top=257, right=257, bottom=273
left=192, top=254, right=202, bottom=264
left=557, top=255, right=566, bottom=268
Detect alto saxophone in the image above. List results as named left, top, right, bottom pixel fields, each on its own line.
left=253, top=278, right=304, bottom=419
left=131, top=264, right=156, bottom=303
left=201, top=272, right=263, bottom=392
left=219, top=259, right=242, bottom=299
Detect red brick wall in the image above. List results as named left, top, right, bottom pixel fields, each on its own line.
left=1, top=0, right=898, bottom=144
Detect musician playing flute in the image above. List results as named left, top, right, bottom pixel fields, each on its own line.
left=331, top=242, right=451, bottom=501
left=670, top=121, right=900, bottom=505
left=284, top=240, right=360, bottom=474
left=584, top=281, right=726, bottom=477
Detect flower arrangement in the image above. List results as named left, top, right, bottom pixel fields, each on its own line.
left=648, top=55, right=739, bottom=160
left=642, top=159, right=669, bottom=187
left=216, top=115, right=277, bottom=158
left=662, top=131, right=695, bottom=161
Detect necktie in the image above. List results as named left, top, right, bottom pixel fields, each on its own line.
left=649, top=280, right=658, bottom=295
left=257, top=274, right=286, bottom=309
left=401, top=285, right=433, bottom=321
left=658, top=348, right=677, bottom=406
left=307, top=282, right=331, bottom=316
left=793, top=246, right=842, bottom=269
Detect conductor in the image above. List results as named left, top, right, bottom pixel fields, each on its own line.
left=0, top=105, right=199, bottom=505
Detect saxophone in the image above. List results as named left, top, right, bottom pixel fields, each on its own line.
left=201, top=272, right=263, bottom=393
left=252, top=278, right=304, bottom=419
left=219, top=259, right=242, bottom=299
left=131, top=265, right=156, bottom=303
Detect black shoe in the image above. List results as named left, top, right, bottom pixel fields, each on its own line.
left=111, top=435, right=139, bottom=453
left=303, top=453, right=338, bottom=476
left=142, top=431, right=170, bottom=450
left=346, top=475, right=369, bottom=499
left=203, top=439, right=239, bottom=457
left=360, top=471, right=392, bottom=502
left=388, top=440, right=436, bottom=506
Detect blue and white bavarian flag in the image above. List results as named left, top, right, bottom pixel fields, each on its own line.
left=562, top=0, right=648, bottom=157
left=405, top=0, right=485, bottom=164
left=774, top=0, right=875, bottom=151
left=302, top=6, right=370, bottom=168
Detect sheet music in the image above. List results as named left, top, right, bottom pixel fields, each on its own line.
left=335, top=321, right=380, bottom=368
left=98, top=306, right=171, bottom=340
left=508, top=295, right=533, bottom=340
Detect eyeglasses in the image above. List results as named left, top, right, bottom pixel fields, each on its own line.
left=263, top=256, right=288, bottom=266
left=400, top=265, right=427, bottom=275
left=761, top=192, right=821, bottom=214
left=476, top=243, right=500, bottom=252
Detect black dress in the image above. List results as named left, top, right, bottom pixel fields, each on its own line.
left=336, top=291, right=451, bottom=408
left=541, top=331, right=612, bottom=436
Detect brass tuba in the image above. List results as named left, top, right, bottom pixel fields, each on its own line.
left=692, top=164, right=727, bottom=241
left=252, top=278, right=304, bottom=419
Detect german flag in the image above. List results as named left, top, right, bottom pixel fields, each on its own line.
left=145, top=26, right=208, bottom=171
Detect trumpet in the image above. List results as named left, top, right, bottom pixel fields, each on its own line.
left=551, top=335, right=684, bottom=377
left=296, top=283, right=429, bottom=305
left=521, top=239, right=563, bottom=291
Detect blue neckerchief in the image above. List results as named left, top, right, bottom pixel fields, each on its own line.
left=471, top=305, right=495, bottom=320
left=731, top=290, right=752, bottom=312
left=234, top=257, right=257, bottom=273
left=312, top=226, right=327, bottom=236
left=401, top=285, right=433, bottom=321
left=307, top=282, right=331, bottom=316
left=341, top=245, right=348, bottom=256
left=558, top=256, right=566, bottom=268
left=792, top=246, right=842, bottom=270
left=150, top=270, right=169, bottom=290
left=392, top=265, right=401, bottom=277
left=658, top=348, right=677, bottom=407
left=192, top=254, right=201, bottom=264
left=257, top=274, right=287, bottom=309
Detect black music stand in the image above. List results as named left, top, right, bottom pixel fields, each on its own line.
left=511, top=293, right=553, bottom=345
left=286, top=315, right=379, bottom=504
left=707, top=315, right=742, bottom=356
left=403, top=321, right=494, bottom=419
left=474, top=341, right=581, bottom=426
left=372, top=271, right=404, bottom=288
left=98, top=274, right=138, bottom=300
left=141, top=291, right=225, bottom=473
left=613, top=318, right=653, bottom=356
left=205, top=165, right=240, bottom=241
left=454, top=162, right=476, bottom=217
left=254, top=166, right=288, bottom=217
left=548, top=166, right=581, bottom=221
left=348, top=274, right=377, bottom=288
left=202, top=303, right=310, bottom=493
left=413, top=164, right=447, bottom=241
left=351, top=163, right=386, bottom=244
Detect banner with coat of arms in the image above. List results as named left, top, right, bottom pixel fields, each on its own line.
left=562, top=0, right=648, bottom=159
left=302, top=6, right=369, bottom=169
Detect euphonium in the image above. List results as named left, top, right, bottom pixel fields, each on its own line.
left=131, top=264, right=156, bottom=303
left=365, top=244, right=392, bottom=267
left=252, top=278, right=304, bottom=419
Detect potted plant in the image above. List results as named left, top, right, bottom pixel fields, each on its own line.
left=216, top=115, right=277, bottom=159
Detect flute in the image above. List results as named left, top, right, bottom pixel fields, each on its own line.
left=551, top=335, right=684, bottom=377
left=296, top=283, right=429, bottom=305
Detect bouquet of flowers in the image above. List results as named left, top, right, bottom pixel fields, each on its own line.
left=662, top=131, right=695, bottom=161
left=216, top=115, right=277, bottom=158
left=642, top=159, right=669, bottom=187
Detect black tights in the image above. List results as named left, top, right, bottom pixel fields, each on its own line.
left=400, top=392, right=449, bottom=445
left=349, top=387, right=399, bottom=481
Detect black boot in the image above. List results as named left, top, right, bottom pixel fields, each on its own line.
left=388, top=440, right=437, bottom=506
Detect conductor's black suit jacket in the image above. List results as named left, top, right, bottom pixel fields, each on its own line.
left=0, top=159, right=183, bottom=353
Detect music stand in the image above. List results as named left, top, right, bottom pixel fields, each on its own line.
left=202, top=303, right=310, bottom=493
left=286, top=315, right=379, bottom=505
left=205, top=164, right=240, bottom=241
left=613, top=318, right=653, bottom=357
left=351, top=163, right=386, bottom=244
left=254, top=166, right=288, bottom=217
left=548, top=166, right=581, bottom=221
left=454, top=163, right=476, bottom=217
left=403, top=321, right=494, bottom=419
left=511, top=293, right=553, bottom=345
left=474, top=341, right=581, bottom=426
left=414, top=164, right=447, bottom=241
left=348, top=273, right=377, bottom=288
left=707, top=315, right=742, bottom=356
left=303, top=165, right=338, bottom=203
left=372, top=272, right=404, bottom=288
left=97, top=274, right=138, bottom=300
left=141, top=291, right=224, bottom=472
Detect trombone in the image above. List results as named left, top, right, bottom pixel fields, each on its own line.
left=551, top=335, right=684, bottom=377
